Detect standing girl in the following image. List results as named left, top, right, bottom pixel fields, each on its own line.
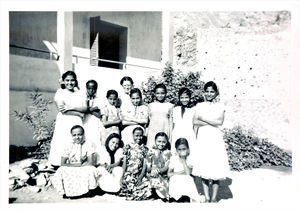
left=146, top=132, right=171, bottom=200
left=193, top=81, right=230, bottom=203
left=120, top=127, right=152, bottom=200
left=101, top=90, right=122, bottom=144
left=147, top=84, right=173, bottom=148
left=168, top=138, right=205, bottom=203
left=52, top=125, right=98, bottom=198
left=121, top=88, right=149, bottom=145
left=97, top=133, right=124, bottom=193
left=83, top=80, right=103, bottom=153
left=48, top=71, right=87, bottom=167
left=171, top=88, right=197, bottom=155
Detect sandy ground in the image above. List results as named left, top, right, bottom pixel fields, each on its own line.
left=8, top=165, right=298, bottom=210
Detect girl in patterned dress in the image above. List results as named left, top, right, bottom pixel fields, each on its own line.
left=52, top=125, right=98, bottom=198
left=101, top=90, right=122, bottom=144
left=119, top=127, right=152, bottom=200
left=48, top=71, right=87, bottom=167
left=147, top=84, right=173, bottom=149
left=146, top=132, right=171, bottom=200
left=121, top=88, right=149, bottom=146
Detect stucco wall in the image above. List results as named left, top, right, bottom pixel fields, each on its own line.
left=73, top=12, right=162, bottom=62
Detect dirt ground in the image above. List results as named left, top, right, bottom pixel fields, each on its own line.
left=8, top=165, right=298, bottom=210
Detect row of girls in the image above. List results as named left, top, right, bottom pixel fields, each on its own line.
left=49, top=71, right=230, bottom=203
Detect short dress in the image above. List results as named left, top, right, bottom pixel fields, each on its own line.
left=83, top=95, right=105, bottom=152
left=48, top=88, right=84, bottom=166
left=168, top=155, right=202, bottom=201
left=97, top=146, right=124, bottom=193
left=192, top=101, right=230, bottom=180
left=119, top=143, right=152, bottom=200
left=51, top=141, right=98, bottom=197
left=146, top=147, right=171, bottom=199
left=147, top=102, right=173, bottom=149
left=101, top=102, right=121, bottom=143
left=121, top=104, right=149, bottom=145
left=171, top=106, right=197, bottom=155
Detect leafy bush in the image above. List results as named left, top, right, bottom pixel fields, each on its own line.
left=141, top=63, right=205, bottom=105
left=223, top=126, right=292, bottom=171
left=11, top=89, right=55, bottom=159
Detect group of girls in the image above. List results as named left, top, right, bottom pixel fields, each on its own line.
left=49, top=71, right=230, bottom=203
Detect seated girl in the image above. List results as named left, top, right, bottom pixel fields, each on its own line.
left=52, top=125, right=98, bottom=198
left=97, top=133, right=124, bottom=193
left=146, top=132, right=171, bottom=201
left=119, top=127, right=152, bottom=200
left=168, top=138, right=205, bottom=203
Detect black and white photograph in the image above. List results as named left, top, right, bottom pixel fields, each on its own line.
left=1, top=1, right=300, bottom=211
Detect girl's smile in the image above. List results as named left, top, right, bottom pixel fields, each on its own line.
left=179, top=93, right=190, bottom=106
left=204, top=86, right=217, bottom=102
left=64, top=75, right=76, bottom=91
left=71, top=128, right=84, bottom=144
left=155, top=88, right=166, bottom=102
left=133, top=130, right=144, bottom=145
left=131, top=93, right=141, bottom=106
left=155, top=136, right=167, bottom=150
left=108, top=137, right=120, bottom=152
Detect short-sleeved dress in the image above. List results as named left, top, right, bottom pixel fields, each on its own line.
left=171, top=106, right=197, bottom=155
left=119, top=143, right=152, bottom=200
left=97, top=146, right=124, bottom=193
left=83, top=95, right=105, bottom=152
left=192, top=101, right=230, bottom=180
left=146, top=147, right=171, bottom=199
left=168, top=155, right=203, bottom=201
left=121, top=104, right=149, bottom=145
left=101, top=102, right=121, bottom=143
left=48, top=88, right=84, bottom=166
left=51, top=141, right=98, bottom=197
left=147, top=102, right=173, bottom=149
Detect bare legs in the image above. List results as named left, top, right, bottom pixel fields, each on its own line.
left=201, top=178, right=219, bottom=203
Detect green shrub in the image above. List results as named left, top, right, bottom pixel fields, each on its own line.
left=223, top=126, right=292, bottom=171
left=141, top=63, right=205, bottom=105
left=11, top=89, right=55, bottom=159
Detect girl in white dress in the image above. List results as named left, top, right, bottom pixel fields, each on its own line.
left=168, top=138, right=205, bottom=203
left=147, top=84, right=173, bottom=149
left=121, top=88, right=149, bottom=145
left=171, top=88, right=196, bottom=155
left=193, top=81, right=230, bottom=203
left=48, top=71, right=87, bottom=167
left=97, top=133, right=124, bottom=193
left=83, top=80, right=104, bottom=153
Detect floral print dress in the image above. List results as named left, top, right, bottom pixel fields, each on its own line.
left=146, top=147, right=171, bottom=199
left=119, top=143, right=152, bottom=200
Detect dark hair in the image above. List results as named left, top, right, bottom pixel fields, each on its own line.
left=175, top=138, right=189, bottom=149
left=105, top=133, right=123, bottom=151
left=132, top=126, right=144, bottom=135
left=70, top=125, right=84, bottom=134
left=130, top=88, right=142, bottom=98
left=106, top=89, right=119, bottom=98
left=120, top=76, right=134, bottom=86
left=86, top=80, right=98, bottom=89
left=154, top=83, right=167, bottom=93
left=61, top=71, right=79, bottom=89
left=204, top=81, right=219, bottom=95
left=154, top=132, right=170, bottom=150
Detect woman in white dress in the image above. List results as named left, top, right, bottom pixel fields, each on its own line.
left=118, top=76, right=134, bottom=110
left=192, top=81, right=230, bottom=203
left=171, top=88, right=196, bottom=155
left=96, top=133, right=124, bottom=193
left=48, top=71, right=87, bottom=167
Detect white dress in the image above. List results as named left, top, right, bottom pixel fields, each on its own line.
left=96, top=147, right=124, bottom=193
left=192, top=102, right=230, bottom=180
left=48, top=88, right=84, bottom=166
left=168, top=155, right=203, bottom=201
left=171, top=106, right=197, bottom=156
left=83, top=95, right=105, bottom=152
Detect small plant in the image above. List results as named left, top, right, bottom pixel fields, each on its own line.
left=11, top=89, right=55, bottom=159
left=223, top=126, right=292, bottom=171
